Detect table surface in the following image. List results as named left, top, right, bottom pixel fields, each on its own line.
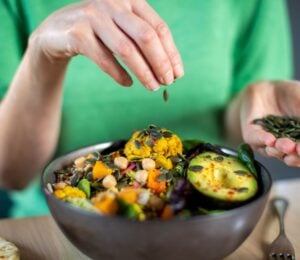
left=0, top=179, right=299, bottom=260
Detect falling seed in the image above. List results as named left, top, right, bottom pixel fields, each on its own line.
left=163, top=89, right=169, bottom=102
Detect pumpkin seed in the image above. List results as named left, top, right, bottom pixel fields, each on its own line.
left=163, top=89, right=169, bottom=102
left=146, top=138, right=155, bottom=147
left=213, top=156, right=224, bottom=162
left=236, top=187, right=249, bottom=193
left=150, top=130, right=163, bottom=140
left=169, top=156, right=181, bottom=163
left=234, top=170, right=248, bottom=176
left=86, top=171, right=93, bottom=181
left=162, top=131, right=173, bottom=138
left=188, top=165, right=204, bottom=172
left=134, top=140, right=141, bottom=149
left=91, top=151, right=100, bottom=160
left=70, top=174, right=80, bottom=186
left=253, top=115, right=300, bottom=141
left=137, top=130, right=146, bottom=138
left=148, top=124, right=159, bottom=130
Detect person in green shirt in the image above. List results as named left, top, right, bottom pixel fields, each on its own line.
left=0, top=0, right=299, bottom=218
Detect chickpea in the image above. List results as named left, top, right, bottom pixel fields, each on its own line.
left=142, top=158, right=156, bottom=170
left=74, top=157, right=86, bottom=168
left=102, top=175, right=117, bottom=189
left=114, top=156, right=129, bottom=170
left=135, top=170, right=148, bottom=185
left=54, top=182, right=67, bottom=190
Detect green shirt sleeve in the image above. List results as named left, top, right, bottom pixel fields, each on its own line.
left=231, top=0, right=293, bottom=95
left=0, top=0, right=25, bottom=99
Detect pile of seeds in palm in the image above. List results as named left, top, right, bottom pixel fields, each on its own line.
left=252, top=115, right=300, bottom=141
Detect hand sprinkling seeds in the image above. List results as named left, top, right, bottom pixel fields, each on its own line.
left=252, top=115, right=300, bottom=141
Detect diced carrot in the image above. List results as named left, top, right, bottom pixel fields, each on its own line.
left=92, top=161, right=113, bottom=180
left=161, top=205, right=174, bottom=220
left=93, top=194, right=118, bottom=215
left=118, top=187, right=138, bottom=204
left=147, top=169, right=166, bottom=194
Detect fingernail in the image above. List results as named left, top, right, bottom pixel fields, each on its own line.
left=146, top=79, right=160, bottom=91
left=164, top=70, right=174, bottom=85
left=174, top=64, right=184, bottom=79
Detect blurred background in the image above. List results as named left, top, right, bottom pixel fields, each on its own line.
left=288, top=0, right=300, bottom=80
left=0, top=0, right=299, bottom=218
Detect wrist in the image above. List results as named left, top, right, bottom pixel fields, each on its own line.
left=23, top=41, right=69, bottom=93
left=26, top=40, right=69, bottom=72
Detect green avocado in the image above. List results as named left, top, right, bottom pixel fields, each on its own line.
left=187, top=152, right=258, bottom=205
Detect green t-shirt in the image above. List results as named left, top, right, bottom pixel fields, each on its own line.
left=0, top=0, right=292, bottom=218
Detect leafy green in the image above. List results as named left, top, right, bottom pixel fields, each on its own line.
left=77, top=179, right=91, bottom=198
left=117, top=198, right=143, bottom=220
left=182, top=140, right=204, bottom=151
left=237, top=143, right=258, bottom=178
left=65, top=198, right=98, bottom=212
left=198, top=207, right=224, bottom=216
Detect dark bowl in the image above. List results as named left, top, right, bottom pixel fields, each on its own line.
left=42, top=142, right=272, bottom=260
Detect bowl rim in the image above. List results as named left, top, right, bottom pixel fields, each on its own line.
left=42, top=141, right=272, bottom=224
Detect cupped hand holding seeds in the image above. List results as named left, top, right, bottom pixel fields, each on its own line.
left=227, top=81, right=300, bottom=167
left=29, top=0, right=184, bottom=90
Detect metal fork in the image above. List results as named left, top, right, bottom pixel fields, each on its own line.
left=268, top=197, right=296, bottom=260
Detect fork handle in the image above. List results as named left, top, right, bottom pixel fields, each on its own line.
left=272, top=197, right=288, bottom=234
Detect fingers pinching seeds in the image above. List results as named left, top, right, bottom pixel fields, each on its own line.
left=91, top=17, right=160, bottom=91
left=133, top=1, right=184, bottom=79
left=113, top=12, right=174, bottom=85
left=82, top=31, right=133, bottom=86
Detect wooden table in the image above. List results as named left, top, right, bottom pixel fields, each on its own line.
left=0, top=179, right=299, bottom=260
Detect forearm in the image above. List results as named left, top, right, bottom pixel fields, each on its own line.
left=0, top=44, right=68, bottom=190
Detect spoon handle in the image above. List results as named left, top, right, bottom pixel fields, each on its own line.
left=272, top=197, right=288, bottom=234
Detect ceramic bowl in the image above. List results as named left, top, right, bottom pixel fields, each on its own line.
left=42, top=142, right=272, bottom=260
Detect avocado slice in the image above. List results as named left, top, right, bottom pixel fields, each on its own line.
left=187, top=152, right=258, bottom=206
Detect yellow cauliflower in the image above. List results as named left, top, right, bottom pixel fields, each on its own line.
left=54, top=185, right=86, bottom=200
left=124, top=126, right=183, bottom=161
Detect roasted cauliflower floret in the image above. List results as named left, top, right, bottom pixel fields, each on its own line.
left=124, top=126, right=183, bottom=162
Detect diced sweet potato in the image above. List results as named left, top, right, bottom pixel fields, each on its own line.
left=93, top=194, right=118, bottom=215
left=93, top=161, right=113, bottom=180
left=147, top=169, right=166, bottom=194
left=118, top=187, right=138, bottom=204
